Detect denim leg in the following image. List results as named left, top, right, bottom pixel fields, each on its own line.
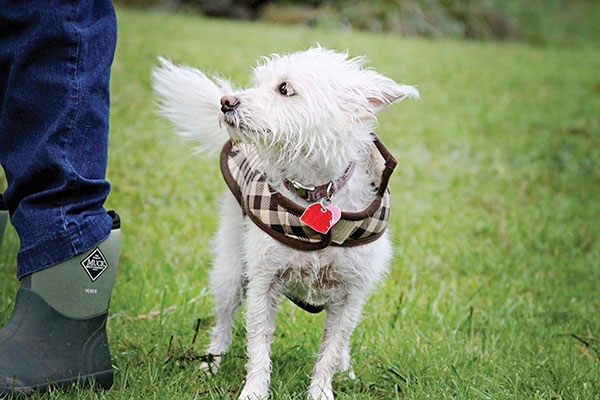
left=0, top=0, right=117, bottom=278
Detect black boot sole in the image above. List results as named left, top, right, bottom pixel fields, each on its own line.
left=0, top=369, right=113, bottom=397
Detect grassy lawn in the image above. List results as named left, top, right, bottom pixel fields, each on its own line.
left=1, top=6, right=599, bottom=399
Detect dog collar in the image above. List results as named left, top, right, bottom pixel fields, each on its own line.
left=220, top=135, right=397, bottom=251
left=282, top=162, right=356, bottom=203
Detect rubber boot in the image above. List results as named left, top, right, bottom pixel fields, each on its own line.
left=0, top=195, right=7, bottom=247
left=0, top=211, right=121, bottom=397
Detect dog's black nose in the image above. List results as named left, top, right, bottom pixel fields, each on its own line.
left=220, top=95, right=240, bottom=113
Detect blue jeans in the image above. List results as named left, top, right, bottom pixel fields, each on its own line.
left=0, top=0, right=117, bottom=278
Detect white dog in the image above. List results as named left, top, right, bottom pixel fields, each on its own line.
left=152, top=47, right=418, bottom=400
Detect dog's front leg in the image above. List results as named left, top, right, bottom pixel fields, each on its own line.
left=203, top=195, right=246, bottom=374
left=238, top=274, right=280, bottom=400
left=307, top=297, right=365, bottom=400
left=203, top=253, right=244, bottom=374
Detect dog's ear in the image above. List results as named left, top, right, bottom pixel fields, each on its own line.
left=362, top=71, right=419, bottom=114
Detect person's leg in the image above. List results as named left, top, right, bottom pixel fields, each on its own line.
left=0, top=0, right=116, bottom=275
left=0, top=0, right=120, bottom=395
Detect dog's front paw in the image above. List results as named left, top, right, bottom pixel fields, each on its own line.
left=238, top=394, right=268, bottom=400
left=238, top=381, right=269, bottom=400
left=307, top=383, right=334, bottom=400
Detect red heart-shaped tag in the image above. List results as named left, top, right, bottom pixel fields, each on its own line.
left=300, top=203, right=341, bottom=234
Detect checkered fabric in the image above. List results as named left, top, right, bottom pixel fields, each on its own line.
left=220, top=138, right=395, bottom=250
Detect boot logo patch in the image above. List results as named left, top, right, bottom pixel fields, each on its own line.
left=81, top=247, right=109, bottom=282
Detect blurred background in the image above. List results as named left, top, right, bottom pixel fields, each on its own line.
left=113, top=0, right=600, bottom=47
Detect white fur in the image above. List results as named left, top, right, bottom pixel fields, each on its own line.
left=152, top=47, right=418, bottom=400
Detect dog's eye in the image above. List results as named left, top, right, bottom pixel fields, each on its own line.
left=278, top=82, right=295, bottom=97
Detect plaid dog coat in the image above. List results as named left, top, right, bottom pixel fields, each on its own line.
left=220, top=136, right=397, bottom=251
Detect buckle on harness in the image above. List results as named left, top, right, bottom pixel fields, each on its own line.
left=289, top=180, right=316, bottom=200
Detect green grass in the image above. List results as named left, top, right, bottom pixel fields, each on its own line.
left=1, top=6, right=599, bottom=399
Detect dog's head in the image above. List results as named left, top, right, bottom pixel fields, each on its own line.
left=220, top=47, right=418, bottom=176
left=153, top=47, right=418, bottom=179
